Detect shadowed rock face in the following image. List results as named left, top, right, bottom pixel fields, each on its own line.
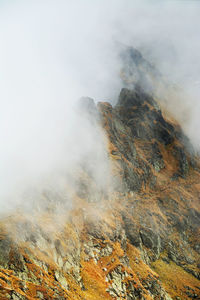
left=99, top=85, right=195, bottom=194
left=0, top=51, right=200, bottom=299
left=117, top=87, right=176, bottom=146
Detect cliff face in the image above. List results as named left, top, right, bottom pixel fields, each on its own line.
left=0, top=50, right=200, bottom=300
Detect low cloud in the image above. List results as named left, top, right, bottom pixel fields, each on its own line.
left=0, top=0, right=200, bottom=214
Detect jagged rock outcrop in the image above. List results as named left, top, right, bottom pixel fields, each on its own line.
left=0, top=49, right=200, bottom=299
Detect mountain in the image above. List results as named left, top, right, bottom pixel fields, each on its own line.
left=0, top=48, right=199, bottom=300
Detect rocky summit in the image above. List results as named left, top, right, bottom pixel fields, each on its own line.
left=0, top=50, right=200, bottom=299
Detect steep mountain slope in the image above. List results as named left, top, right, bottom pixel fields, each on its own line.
left=0, top=49, right=200, bottom=300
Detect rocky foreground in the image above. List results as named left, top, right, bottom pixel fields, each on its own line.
left=0, top=49, right=200, bottom=299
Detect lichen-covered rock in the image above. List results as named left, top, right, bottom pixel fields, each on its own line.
left=139, top=228, right=161, bottom=256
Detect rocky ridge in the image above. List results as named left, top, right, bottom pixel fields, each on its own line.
left=0, top=49, right=200, bottom=299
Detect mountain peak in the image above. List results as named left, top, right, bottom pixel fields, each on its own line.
left=0, top=50, right=199, bottom=299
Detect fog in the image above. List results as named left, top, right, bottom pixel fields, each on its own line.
left=0, top=0, right=200, bottom=213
